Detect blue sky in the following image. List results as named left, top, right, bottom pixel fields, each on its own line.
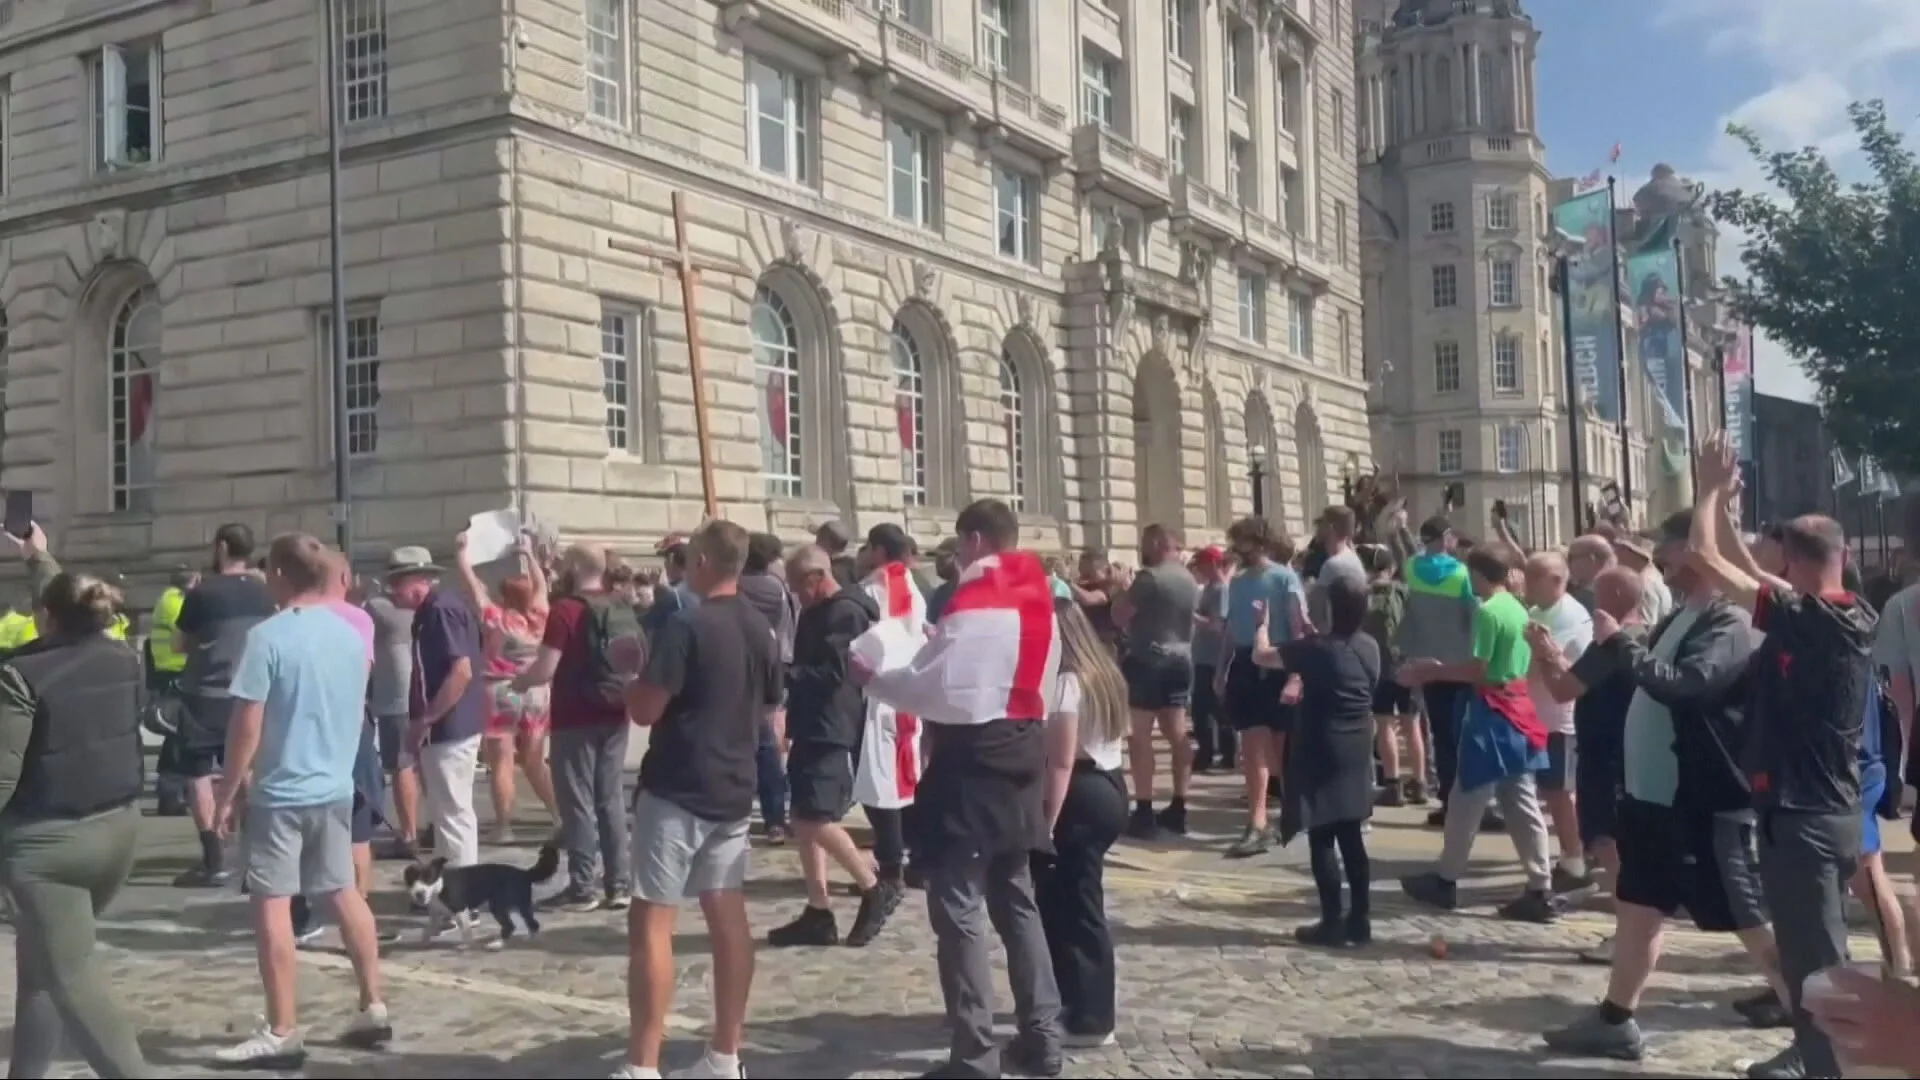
left=1528, top=0, right=1920, bottom=403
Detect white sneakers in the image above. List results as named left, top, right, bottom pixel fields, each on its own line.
left=213, top=1004, right=393, bottom=1068
left=608, top=1048, right=747, bottom=1078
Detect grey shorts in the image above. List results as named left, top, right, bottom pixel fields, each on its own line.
left=244, top=800, right=356, bottom=899
left=629, top=791, right=750, bottom=905
left=1711, top=810, right=1772, bottom=932
left=375, top=713, right=416, bottom=771
left=1536, top=732, right=1576, bottom=793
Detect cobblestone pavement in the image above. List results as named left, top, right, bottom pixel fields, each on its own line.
left=1, top=768, right=1887, bottom=1078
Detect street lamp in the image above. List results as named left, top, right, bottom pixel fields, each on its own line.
left=1249, top=444, right=1268, bottom=520
left=323, top=0, right=352, bottom=559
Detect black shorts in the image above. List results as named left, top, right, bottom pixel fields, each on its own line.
left=1223, top=650, right=1292, bottom=733
left=1574, top=736, right=1621, bottom=844
left=1535, top=732, right=1575, bottom=793
left=172, top=695, right=232, bottom=778
left=1372, top=680, right=1415, bottom=717
left=1615, top=797, right=1769, bottom=933
left=786, top=742, right=856, bottom=824
left=1122, top=654, right=1193, bottom=712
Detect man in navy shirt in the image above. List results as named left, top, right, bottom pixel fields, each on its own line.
left=388, top=546, right=484, bottom=869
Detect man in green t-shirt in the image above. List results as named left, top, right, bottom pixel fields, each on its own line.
left=1395, top=546, right=1557, bottom=922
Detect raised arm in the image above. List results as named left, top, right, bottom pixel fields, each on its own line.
left=1688, top=432, right=1784, bottom=612
left=520, top=533, right=549, bottom=617
left=452, top=531, right=492, bottom=612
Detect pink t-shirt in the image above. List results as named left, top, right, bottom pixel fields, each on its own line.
left=327, top=601, right=377, bottom=665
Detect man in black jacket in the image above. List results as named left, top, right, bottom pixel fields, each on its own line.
left=1540, top=509, right=1788, bottom=1063
left=766, top=545, right=902, bottom=949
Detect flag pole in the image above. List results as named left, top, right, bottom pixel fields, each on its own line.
left=1554, top=252, right=1586, bottom=534
left=1673, top=236, right=1699, bottom=495
left=1607, top=177, right=1634, bottom=514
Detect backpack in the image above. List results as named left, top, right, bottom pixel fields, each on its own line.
left=1363, top=581, right=1406, bottom=664
left=576, top=594, right=644, bottom=706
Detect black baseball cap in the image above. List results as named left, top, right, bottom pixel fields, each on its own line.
left=1419, top=515, right=1453, bottom=544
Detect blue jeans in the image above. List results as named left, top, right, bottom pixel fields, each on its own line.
left=757, top=720, right=788, bottom=829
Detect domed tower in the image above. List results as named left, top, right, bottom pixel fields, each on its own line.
left=1633, top=163, right=1718, bottom=297
left=1356, top=0, right=1564, bottom=544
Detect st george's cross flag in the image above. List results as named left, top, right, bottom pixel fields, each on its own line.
left=851, top=560, right=929, bottom=809
left=858, top=551, right=1061, bottom=728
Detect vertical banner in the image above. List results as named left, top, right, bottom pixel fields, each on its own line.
left=1721, top=324, right=1755, bottom=465
left=1624, top=244, right=1689, bottom=436
left=1551, top=191, right=1623, bottom=424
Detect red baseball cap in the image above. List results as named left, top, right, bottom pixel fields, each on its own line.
left=1193, top=545, right=1226, bottom=565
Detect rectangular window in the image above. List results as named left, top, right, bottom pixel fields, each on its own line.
left=878, top=0, right=932, bottom=31
left=337, top=0, right=388, bottom=123
left=1491, top=259, right=1517, bottom=306
left=1496, top=425, right=1523, bottom=472
left=886, top=118, right=937, bottom=228
left=1333, top=198, right=1349, bottom=266
left=980, top=0, right=1020, bottom=80
left=319, top=311, right=382, bottom=458
left=994, top=163, right=1037, bottom=263
left=1289, top=292, right=1314, bottom=357
left=1279, top=64, right=1302, bottom=134
left=1168, top=98, right=1194, bottom=174
left=1227, top=24, right=1254, bottom=100
left=1437, top=429, right=1463, bottom=475
left=747, top=58, right=810, bottom=185
left=92, top=42, right=161, bottom=170
left=1337, top=309, right=1353, bottom=376
left=1431, top=264, right=1458, bottom=308
left=1167, top=0, right=1194, bottom=62
left=1429, top=201, right=1454, bottom=233
left=1081, top=46, right=1117, bottom=131
left=1237, top=271, right=1266, bottom=342
left=1331, top=88, right=1345, bottom=152
left=600, top=306, right=655, bottom=455
left=1228, top=136, right=1251, bottom=207
left=1493, top=335, right=1521, bottom=392
left=0, top=79, right=9, bottom=197
left=1434, top=340, right=1461, bottom=393
left=1486, top=193, right=1515, bottom=231
left=1281, top=166, right=1303, bottom=232
left=584, top=0, right=629, bottom=126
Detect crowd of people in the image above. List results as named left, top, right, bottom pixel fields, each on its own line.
left=4, top=425, right=1920, bottom=1077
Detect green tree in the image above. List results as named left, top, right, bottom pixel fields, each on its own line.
left=1708, top=99, right=1920, bottom=473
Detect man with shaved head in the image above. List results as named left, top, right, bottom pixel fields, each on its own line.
left=1523, top=550, right=1594, bottom=895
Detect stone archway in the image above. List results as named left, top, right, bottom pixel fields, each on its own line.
left=1131, top=352, right=1183, bottom=539
left=1295, top=399, right=1328, bottom=531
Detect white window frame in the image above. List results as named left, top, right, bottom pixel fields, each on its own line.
left=1486, top=193, right=1515, bottom=231
left=1434, top=340, right=1461, bottom=393
left=999, top=350, right=1028, bottom=512
left=1280, top=166, right=1303, bottom=232
left=993, top=163, right=1037, bottom=264
left=980, top=0, right=1021, bottom=81
left=1431, top=264, right=1458, bottom=308
left=1288, top=292, right=1314, bottom=357
left=1167, top=0, right=1194, bottom=63
left=337, top=0, right=389, bottom=124
left=892, top=321, right=929, bottom=507
left=886, top=117, right=938, bottom=228
left=1437, top=429, right=1464, bottom=476
left=1492, top=334, right=1521, bottom=393
left=747, top=57, right=812, bottom=185
left=584, top=0, right=630, bottom=127
left=1429, top=201, right=1455, bottom=233
left=1279, top=63, right=1302, bottom=134
left=1080, top=46, right=1118, bottom=131
left=0, top=78, right=10, bottom=198
left=93, top=42, right=163, bottom=171
left=109, top=287, right=161, bottom=512
left=1491, top=259, right=1517, bottom=306
left=1168, top=98, right=1193, bottom=175
left=1496, top=424, right=1523, bottom=473
left=600, top=305, right=656, bottom=458
left=318, top=308, right=383, bottom=460
left=1227, top=23, right=1254, bottom=101
left=1237, top=271, right=1266, bottom=342
left=878, top=0, right=932, bottom=31
left=1228, top=136, right=1251, bottom=206
left=1333, top=198, right=1349, bottom=266
left=753, top=287, right=805, bottom=498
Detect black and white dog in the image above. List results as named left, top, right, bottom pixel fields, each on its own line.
left=403, top=843, right=558, bottom=947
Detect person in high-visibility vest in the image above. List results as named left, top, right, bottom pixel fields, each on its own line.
left=148, top=571, right=193, bottom=679
left=0, top=602, right=31, bottom=651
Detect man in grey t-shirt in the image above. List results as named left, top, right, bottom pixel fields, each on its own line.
left=1114, top=525, right=1199, bottom=839
left=1309, top=507, right=1368, bottom=632
left=364, top=591, right=420, bottom=855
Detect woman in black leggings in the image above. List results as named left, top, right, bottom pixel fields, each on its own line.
left=1033, top=600, right=1132, bottom=1047
left=1253, top=575, right=1381, bottom=947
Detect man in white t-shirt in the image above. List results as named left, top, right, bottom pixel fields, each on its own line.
left=1524, top=551, right=1595, bottom=894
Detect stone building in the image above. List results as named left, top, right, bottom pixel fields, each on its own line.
left=0, top=0, right=1366, bottom=586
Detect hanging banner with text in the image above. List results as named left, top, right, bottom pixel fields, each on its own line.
left=1551, top=191, right=1623, bottom=424
left=1722, top=324, right=1755, bottom=466
left=1624, top=244, right=1690, bottom=438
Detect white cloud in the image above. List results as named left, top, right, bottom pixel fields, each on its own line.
left=1653, top=0, right=1920, bottom=401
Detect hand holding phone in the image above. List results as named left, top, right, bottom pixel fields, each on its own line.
left=4, top=492, right=31, bottom=542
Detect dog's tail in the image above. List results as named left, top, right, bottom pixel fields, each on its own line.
left=527, top=843, right=561, bottom=885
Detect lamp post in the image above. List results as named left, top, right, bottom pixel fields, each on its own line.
left=1249, top=444, right=1268, bottom=520
left=322, top=0, right=352, bottom=559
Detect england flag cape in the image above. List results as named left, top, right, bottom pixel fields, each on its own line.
left=851, top=561, right=928, bottom=810
left=861, top=551, right=1061, bottom=727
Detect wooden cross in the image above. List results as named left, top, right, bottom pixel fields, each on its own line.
left=607, top=191, right=745, bottom=521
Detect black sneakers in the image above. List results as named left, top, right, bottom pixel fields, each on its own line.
left=845, top=881, right=903, bottom=947
left=767, top=905, right=839, bottom=947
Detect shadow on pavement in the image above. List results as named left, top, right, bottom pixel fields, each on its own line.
left=1213, top=1032, right=1668, bottom=1077
left=1405, top=989, right=1750, bottom=1038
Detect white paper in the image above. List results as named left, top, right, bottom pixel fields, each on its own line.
left=464, top=509, right=521, bottom=565
left=850, top=618, right=922, bottom=675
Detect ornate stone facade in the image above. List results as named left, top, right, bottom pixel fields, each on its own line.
left=0, top=0, right=1366, bottom=591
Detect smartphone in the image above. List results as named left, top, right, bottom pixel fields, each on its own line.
left=1492, top=498, right=1509, bottom=521
left=4, top=491, right=32, bottom=540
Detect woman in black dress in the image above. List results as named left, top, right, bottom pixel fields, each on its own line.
left=1252, top=575, right=1381, bottom=947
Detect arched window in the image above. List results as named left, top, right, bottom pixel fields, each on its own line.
left=110, top=287, right=160, bottom=512
left=998, top=350, right=1026, bottom=511
left=892, top=320, right=928, bottom=507
left=751, top=286, right=803, bottom=498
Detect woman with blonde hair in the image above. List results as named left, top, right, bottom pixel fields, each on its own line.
left=1032, top=598, right=1131, bottom=1049
left=453, top=530, right=557, bottom=843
